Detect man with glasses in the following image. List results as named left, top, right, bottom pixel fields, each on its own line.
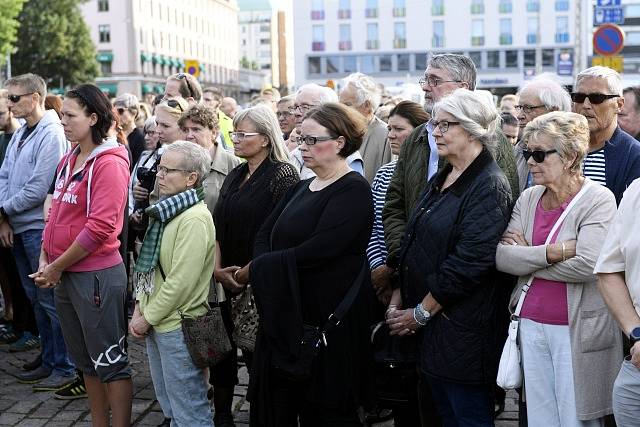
left=572, top=66, right=640, bottom=205
left=276, top=95, right=295, bottom=140
left=0, top=74, right=75, bottom=390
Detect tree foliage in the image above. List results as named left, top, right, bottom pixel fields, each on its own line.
left=0, top=0, right=25, bottom=66
left=11, top=0, right=99, bottom=88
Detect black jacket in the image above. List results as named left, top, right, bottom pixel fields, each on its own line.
left=398, top=148, right=512, bottom=385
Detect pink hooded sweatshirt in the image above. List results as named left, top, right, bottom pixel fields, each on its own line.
left=43, top=137, right=130, bottom=272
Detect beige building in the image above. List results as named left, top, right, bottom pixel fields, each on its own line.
left=80, top=0, right=240, bottom=98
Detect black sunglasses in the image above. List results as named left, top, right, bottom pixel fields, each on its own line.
left=570, top=93, right=618, bottom=104
left=176, top=73, right=195, bottom=98
left=164, top=99, right=184, bottom=112
left=522, top=149, right=558, bottom=163
left=8, top=92, right=34, bottom=103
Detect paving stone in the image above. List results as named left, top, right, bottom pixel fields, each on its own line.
left=136, top=411, right=166, bottom=426
left=53, top=410, right=83, bottom=421
left=0, top=412, right=26, bottom=425
left=14, top=418, right=48, bottom=427
left=8, top=399, right=41, bottom=414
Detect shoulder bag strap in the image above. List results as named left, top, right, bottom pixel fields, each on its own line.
left=322, top=260, right=368, bottom=333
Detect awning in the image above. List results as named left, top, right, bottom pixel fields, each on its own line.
left=199, top=63, right=206, bottom=72
left=159, top=56, right=167, bottom=66
left=152, top=55, right=160, bottom=64
left=155, top=84, right=165, bottom=93
left=140, top=52, right=152, bottom=62
left=178, top=59, right=185, bottom=69
left=96, top=52, right=113, bottom=62
left=142, top=84, right=155, bottom=94
left=97, top=83, right=118, bottom=96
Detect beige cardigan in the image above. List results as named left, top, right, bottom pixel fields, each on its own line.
left=496, top=178, right=621, bottom=421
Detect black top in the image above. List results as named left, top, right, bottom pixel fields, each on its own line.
left=214, top=158, right=298, bottom=269
left=0, top=132, right=14, bottom=166
left=251, top=172, right=374, bottom=410
left=127, top=128, right=145, bottom=169
left=398, top=148, right=512, bottom=385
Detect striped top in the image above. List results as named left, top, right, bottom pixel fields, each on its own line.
left=367, top=161, right=397, bottom=270
left=583, top=148, right=606, bottom=186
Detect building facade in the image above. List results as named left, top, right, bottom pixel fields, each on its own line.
left=81, top=0, right=240, bottom=98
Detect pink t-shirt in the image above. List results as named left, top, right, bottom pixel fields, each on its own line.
left=520, top=196, right=573, bottom=325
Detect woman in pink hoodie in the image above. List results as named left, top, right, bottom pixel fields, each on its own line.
left=34, top=84, right=132, bottom=427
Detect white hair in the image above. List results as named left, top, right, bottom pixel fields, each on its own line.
left=575, top=66, right=623, bottom=96
left=163, top=140, right=211, bottom=187
left=341, top=72, right=382, bottom=112
left=295, top=83, right=338, bottom=105
left=518, top=76, right=572, bottom=112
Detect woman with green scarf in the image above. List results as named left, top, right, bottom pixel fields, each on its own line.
left=129, top=140, right=215, bottom=427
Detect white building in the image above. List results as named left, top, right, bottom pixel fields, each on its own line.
left=292, top=0, right=610, bottom=94
left=80, top=0, right=240, bottom=98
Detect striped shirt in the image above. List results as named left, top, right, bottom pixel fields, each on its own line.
left=367, top=161, right=397, bottom=270
left=583, top=148, right=606, bottom=186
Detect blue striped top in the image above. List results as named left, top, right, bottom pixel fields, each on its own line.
left=367, top=161, right=397, bottom=270
left=583, top=148, right=606, bottom=186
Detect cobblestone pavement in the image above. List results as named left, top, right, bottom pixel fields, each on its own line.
left=0, top=338, right=519, bottom=426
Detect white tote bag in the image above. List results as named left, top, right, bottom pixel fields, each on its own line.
left=496, top=181, right=592, bottom=390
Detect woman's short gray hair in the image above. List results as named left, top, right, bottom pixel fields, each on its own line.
left=232, top=105, right=290, bottom=163
left=163, top=140, right=211, bottom=186
left=341, top=73, right=381, bottom=112
left=143, top=116, right=156, bottom=134
left=575, top=66, right=623, bottom=96
left=432, top=88, right=500, bottom=151
left=521, top=111, right=589, bottom=174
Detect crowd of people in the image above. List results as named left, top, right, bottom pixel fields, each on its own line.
left=2, top=54, right=640, bottom=427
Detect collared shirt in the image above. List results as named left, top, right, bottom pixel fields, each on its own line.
left=202, top=145, right=242, bottom=214
left=425, top=122, right=440, bottom=181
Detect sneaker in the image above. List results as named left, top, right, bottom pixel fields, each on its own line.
left=7, top=332, right=40, bottom=352
left=0, top=326, right=20, bottom=344
left=213, top=412, right=236, bottom=427
left=54, top=376, right=87, bottom=400
left=15, top=365, right=51, bottom=384
left=22, top=354, right=42, bottom=371
left=33, top=373, right=76, bottom=392
left=156, top=418, right=171, bottom=427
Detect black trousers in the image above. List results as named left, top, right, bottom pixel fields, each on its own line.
left=0, top=247, right=37, bottom=335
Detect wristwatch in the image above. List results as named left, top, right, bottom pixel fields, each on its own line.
left=413, top=303, right=432, bottom=326
left=629, top=326, right=640, bottom=345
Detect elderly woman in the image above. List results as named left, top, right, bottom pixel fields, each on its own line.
left=129, top=140, right=215, bottom=427
left=386, top=89, right=512, bottom=425
left=496, top=111, right=621, bottom=426
left=233, top=102, right=374, bottom=426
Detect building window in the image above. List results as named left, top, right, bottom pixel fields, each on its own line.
left=542, top=49, right=555, bottom=67
left=499, top=18, right=512, bottom=45
left=380, top=55, right=392, bottom=72
left=312, top=25, right=324, bottom=51
left=327, top=56, right=340, bottom=73
left=260, top=24, right=270, bottom=32
left=499, top=0, right=512, bottom=13
left=555, top=0, right=569, bottom=11
left=393, top=0, right=406, bottom=17
left=471, top=0, right=484, bottom=14
left=627, top=31, right=640, bottom=44
left=398, top=54, right=410, bottom=71
left=505, top=50, right=518, bottom=68
left=527, top=17, right=538, bottom=44
left=365, top=0, right=378, bottom=18
left=361, top=55, right=375, bottom=73
left=98, top=0, right=109, bottom=12
left=338, top=0, right=351, bottom=19
left=98, top=25, right=111, bottom=43
left=344, top=56, right=357, bottom=72
left=555, top=16, right=569, bottom=43
left=415, top=53, right=427, bottom=71
left=339, top=24, right=351, bottom=50
left=433, top=20, right=444, bottom=48
left=432, top=0, right=444, bottom=15
left=487, top=50, right=500, bottom=68
left=394, top=22, right=406, bottom=48
left=367, top=23, right=379, bottom=49
left=311, top=0, right=324, bottom=19
left=471, top=19, right=484, bottom=46
left=627, top=5, right=640, bottom=18
left=100, top=61, right=112, bottom=75
left=527, top=0, right=540, bottom=12
left=524, top=50, right=536, bottom=67
left=260, top=38, right=270, bottom=45
left=308, top=57, right=321, bottom=75
left=469, top=52, right=482, bottom=68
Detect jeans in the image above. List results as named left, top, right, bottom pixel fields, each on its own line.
left=613, top=358, right=640, bottom=426
left=12, top=229, right=74, bottom=376
left=520, top=318, right=602, bottom=427
left=146, top=328, right=213, bottom=427
left=426, top=375, right=494, bottom=427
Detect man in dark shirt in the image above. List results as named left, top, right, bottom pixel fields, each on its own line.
left=618, top=86, right=640, bottom=141
left=0, top=90, right=20, bottom=164
left=114, top=93, right=145, bottom=168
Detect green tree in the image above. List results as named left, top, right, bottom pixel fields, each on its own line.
left=0, top=0, right=25, bottom=66
left=11, top=0, right=99, bottom=88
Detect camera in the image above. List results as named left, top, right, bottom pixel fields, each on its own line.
left=133, top=161, right=158, bottom=215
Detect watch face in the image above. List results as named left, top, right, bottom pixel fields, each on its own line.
left=632, top=327, right=640, bottom=341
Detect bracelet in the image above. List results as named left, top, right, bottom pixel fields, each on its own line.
left=233, top=268, right=240, bottom=281
left=413, top=306, right=427, bottom=326
left=561, top=242, right=566, bottom=261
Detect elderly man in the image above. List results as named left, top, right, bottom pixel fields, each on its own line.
left=219, top=97, right=238, bottom=119
left=339, top=72, right=391, bottom=183
left=276, top=94, right=295, bottom=140
left=202, top=86, right=233, bottom=150
left=572, top=66, right=640, bottom=204
left=618, top=86, right=640, bottom=141
left=514, top=77, right=572, bottom=192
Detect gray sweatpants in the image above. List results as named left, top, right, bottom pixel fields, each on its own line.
left=613, top=357, right=640, bottom=426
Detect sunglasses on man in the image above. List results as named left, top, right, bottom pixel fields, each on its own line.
left=570, top=93, right=618, bottom=104
left=8, top=93, right=34, bottom=103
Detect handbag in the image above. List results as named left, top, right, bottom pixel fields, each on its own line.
left=496, top=181, right=593, bottom=390
left=231, top=285, right=259, bottom=352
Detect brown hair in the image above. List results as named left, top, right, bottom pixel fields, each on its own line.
left=389, top=100, right=429, bottom=128
left=45, top=95, right=63, bottom=119
left=304, top=102, right=367, bottom=158
left=178, top=104, right=219, bottom=131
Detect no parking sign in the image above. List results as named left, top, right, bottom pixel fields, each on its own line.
left=593, top=24, right=625, bottom=56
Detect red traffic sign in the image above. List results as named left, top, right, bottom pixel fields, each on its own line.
left=593, top=24, right=624, bottom=56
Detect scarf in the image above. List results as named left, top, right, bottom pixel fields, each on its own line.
left=134, top=186, right=205, bottom=295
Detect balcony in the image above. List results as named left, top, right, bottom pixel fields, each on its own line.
left=432, top=4, right=444, bottom=15
left=555, top=0, right=569, bottom=11
left=366, top=39, right=379, bottom=50
left=338, top=9, right=351, bottom=19
left=500, top=34, right=512, bottom=45
left=365, top=8, right=378, bottom=18
left=393, top=7, right=406, bottom=17
left=471, top=4, right=485, bottom=14
left=393, top=38, right=407, bottom=48
left=311, top=10, right=324, bottom=20
left=499, top=2, right=512, bottom=13
left=527, top=1, right=539, bottom=12
left=471, top=36, right=485, bottom=46
left=432, top=36, right=445, bottom=48
left=555, top=32, right=569, bottom=43
left=527, top=34, right=538, bottom=44
left=339, top=40, right=352, bottom=51
left=312, top=41, right=325, bottom=51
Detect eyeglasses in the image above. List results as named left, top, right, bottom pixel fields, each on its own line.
left=297, top=135, right=335, bottom=145
left=156, top=166, right=189, bottom=176
left=288, top=104, right=315, bottom=115
left=229, top=131, right=261, bottom=141
left=289, top=135, right=300, bottom=144
left=570, top=93, right=619, bottom=104
left=277, top=111, right=292, bottom=119
left=176, top=73, right=195, bottom=99
left=418, top=76, right=461, bottom=88
left=8, top=93, right=34, bottom=103
left=164, top=99, right=184, bottom=112
left=429, top=120, right=460, bottom=134
left=515, top=104, right=546, bottom=114
left=522, top=149, right=558, bottom=163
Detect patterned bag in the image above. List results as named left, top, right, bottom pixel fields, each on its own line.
left=180, top=305, right=233, bottom=368
left=231, top=285, right=259, bottom=352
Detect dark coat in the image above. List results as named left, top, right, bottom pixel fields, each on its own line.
left=398, top=148, right=512, bottom=385
left=604, top=127, right=640, bottom=205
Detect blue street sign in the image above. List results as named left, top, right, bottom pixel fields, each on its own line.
left=597, top=0, right=620, bottom=6
left=594, top=6, right=624, bottom=25
left=593, top=24, right=625, bottom=56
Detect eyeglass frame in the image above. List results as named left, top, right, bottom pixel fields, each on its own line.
left=163, top=99, right=185, bottom=112
left=570, top=92, right=619, bottom=105
left=276, top=111, right=293, bottom=119
left=429, top=120, right=461, bottom=134
left=229, top=131, right=262, bottom=141
left=297, top=135, right=336, bottom=146
left=156, top=165, right=190, bottom=177
left=515, top=104, right=547, bottom=114
left=7, top=92, right=35, bottom=103
left=418, top=76, right=462, bottom=88
left=288, top=104, right=315, bottom=115
left=522, top=148, right=558, bottom=163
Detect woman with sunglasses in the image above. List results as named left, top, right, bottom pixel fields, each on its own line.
left=496, top=111, right=620, bottom=426
left=385, top=89, right=512, bottom=425
left=212, top=105, right=297, bottom=426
